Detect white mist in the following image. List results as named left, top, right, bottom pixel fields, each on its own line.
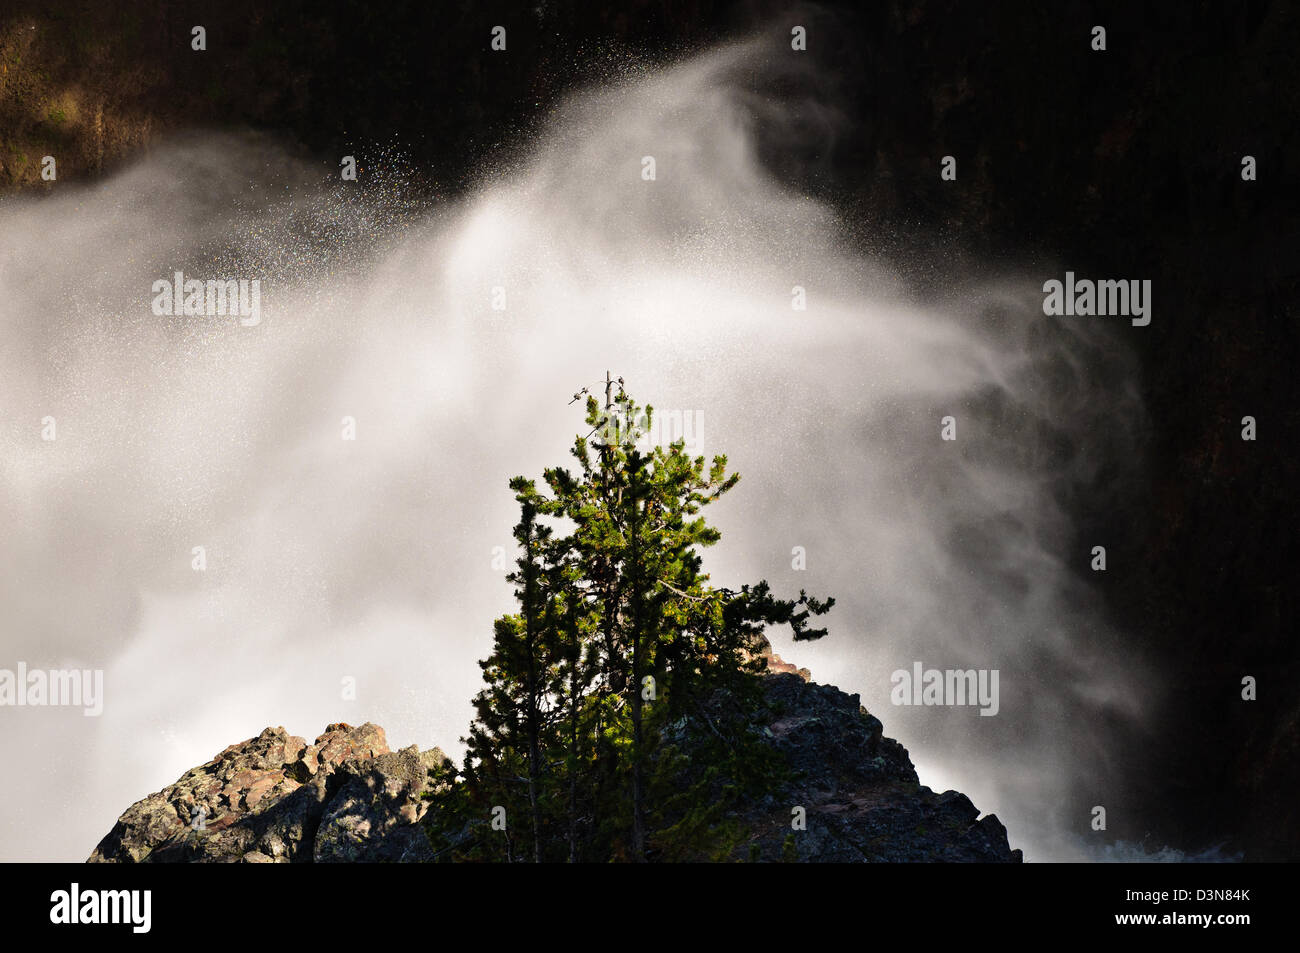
left=0, top=37, right=1149, bottom=862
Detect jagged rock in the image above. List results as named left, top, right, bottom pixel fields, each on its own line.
left=88, top=723, right=449, bottom=863
left=753, top=638, right=812, bottom=681
left=740, top=673, right=1021, bottom=862
left=313, top=745, right=441, bottom=862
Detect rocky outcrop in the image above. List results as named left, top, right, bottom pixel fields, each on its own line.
left=90, top=665, right=1020, bottom=862
left=741, top=642, right=1019, bottom=861
left=89, top=723, right=449, bottom=863
left=742, top=673, right=1019, bottom=862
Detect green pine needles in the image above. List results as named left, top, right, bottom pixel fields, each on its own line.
left=425, top=385, right=834, bottom=862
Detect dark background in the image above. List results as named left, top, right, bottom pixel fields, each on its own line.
left=1, top=0, right=1296, bottom=860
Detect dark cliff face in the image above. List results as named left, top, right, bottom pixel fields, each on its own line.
left=736, top=673, right=1020, bottom=863
left=88, top=671, right=1021, bottom=863
left=10, top=0, right=1297, bottom=859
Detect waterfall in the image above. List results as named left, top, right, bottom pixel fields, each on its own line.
left=0, top=36, right=1149, bottom=861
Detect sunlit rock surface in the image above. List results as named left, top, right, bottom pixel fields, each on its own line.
left=89, top=722, right=448, bottom=863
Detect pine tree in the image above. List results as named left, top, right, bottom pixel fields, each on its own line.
left=444, top=379, right=835, bottom=862
left=459, top=478, right=559, bottom=861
